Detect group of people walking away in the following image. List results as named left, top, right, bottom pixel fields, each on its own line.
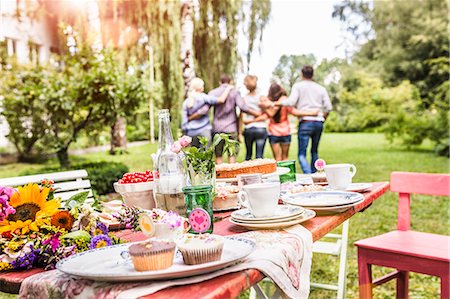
left=181, top=65, right=332, bottom=174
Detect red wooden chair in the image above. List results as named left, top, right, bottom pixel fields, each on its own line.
left=355, top=172, right=450, bottom=299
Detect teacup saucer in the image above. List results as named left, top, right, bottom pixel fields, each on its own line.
left=231, top=205, right=305, bottom=222
left=230, top=209, right=316, bottom=229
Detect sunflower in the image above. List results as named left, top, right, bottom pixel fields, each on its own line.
left=51, top=211, right=74, bottom=231
left=0, top=184, right=60, bottom=235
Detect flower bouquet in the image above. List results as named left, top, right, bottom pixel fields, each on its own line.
left=0, top=181, right=121, bottom=271
left=171, top=134, right=239, bottom=186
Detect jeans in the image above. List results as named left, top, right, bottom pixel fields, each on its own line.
left=297, top=121, right=323, bottom=174
left=244, top=127, right=267, bottom=160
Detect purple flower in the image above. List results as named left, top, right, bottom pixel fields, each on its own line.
left=89, top=234, right=112, bottom=250
left=42, top=233, right=61, bottom=252
left=92, top=222, right=109, bottom=236
left=11, top=246, right=39, bottom=270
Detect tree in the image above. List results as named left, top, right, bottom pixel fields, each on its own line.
left=0, top=65, right=49, bottom=161
left=193, top=0, right=271, bottom=90
left=333, top=0, right=449, bottom=155
left=272, top=54, right=317, bottom=90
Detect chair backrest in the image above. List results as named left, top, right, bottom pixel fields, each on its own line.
left=0, top=170, right=94, bottom=202
left=390, top=172, right=450, bottom=231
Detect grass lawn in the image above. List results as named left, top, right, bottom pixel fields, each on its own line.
left=0, top=133, right=448, bottom=298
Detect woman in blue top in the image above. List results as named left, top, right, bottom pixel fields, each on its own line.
left=182, top=77, right=233, bottom=147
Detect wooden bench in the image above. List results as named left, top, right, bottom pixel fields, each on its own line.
left=0, top=170, right=94, bottom=202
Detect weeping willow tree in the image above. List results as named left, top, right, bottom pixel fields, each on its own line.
left=110, top=0, right=270, bottom=129
left=194, top=0, right=271, bottom=90
left=114, top=0, right=184, bottom=128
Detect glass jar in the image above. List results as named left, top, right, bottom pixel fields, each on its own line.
left=153, top=109, right=187, bottom=216
left=277, top=160, right=297, bottom=183
left=183, top=185, right=213, bottom=234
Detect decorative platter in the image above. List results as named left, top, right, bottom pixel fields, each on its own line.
left=216, top=167, right=290, bottom=183
left=229, top=209, right=316, bottom=229
left=56, top=237, right=254, bottom=282
left=282, top=191, right=364, bottom=207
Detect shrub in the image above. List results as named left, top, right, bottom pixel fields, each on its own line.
left=20, top=161, right=129, bottom=196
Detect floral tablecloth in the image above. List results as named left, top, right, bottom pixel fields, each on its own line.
left=19, top=225, right=312, bottom=299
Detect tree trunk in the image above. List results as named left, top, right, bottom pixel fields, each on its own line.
left=110, top=117, right=127, bottom=154
left=57, top=147, right=70, bottom=168
left=181, top=0, right=195, bottom=98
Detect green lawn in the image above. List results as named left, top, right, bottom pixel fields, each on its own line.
left=0, top=133, right=448, bottom=298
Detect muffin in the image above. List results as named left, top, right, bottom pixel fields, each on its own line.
left=177, top=234, right=224, bottom=265
left=128, top=240, right=176, bottom=271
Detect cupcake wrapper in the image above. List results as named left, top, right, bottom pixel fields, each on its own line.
left=130, top=246, right=175, bottom=271
left=179, top=243, right=224, bottom=265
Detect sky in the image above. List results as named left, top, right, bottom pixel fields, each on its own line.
left=237, top=0, right=347, bottom=93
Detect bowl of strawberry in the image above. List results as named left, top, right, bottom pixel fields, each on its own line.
left=114, top=171, right=156, bottom=209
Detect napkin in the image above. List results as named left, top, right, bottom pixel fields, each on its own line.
left=18, top=225, right=312, bottom=299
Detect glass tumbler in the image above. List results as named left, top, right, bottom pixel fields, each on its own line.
left=183, top=185, right=214, bottom=234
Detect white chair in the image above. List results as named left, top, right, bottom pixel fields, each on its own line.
left=0, top=169, right=94, bottom=202
left=311, top=219, right=349, bottom=299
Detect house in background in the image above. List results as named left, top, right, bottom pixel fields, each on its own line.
left=0, top=0, right=59, bottom=147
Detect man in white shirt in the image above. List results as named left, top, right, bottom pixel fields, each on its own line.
left=264, top=65, right=332, bottom=173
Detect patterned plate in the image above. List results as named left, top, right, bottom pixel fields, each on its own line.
left=56, top=237, right=255, bottom=282
left=325, top=183, right=372, bottom=193
left=282, top=191, right=364, bottom=207
left=230, top=209, right=316, bottom=229
left=231, top=205, right=305, bottom=222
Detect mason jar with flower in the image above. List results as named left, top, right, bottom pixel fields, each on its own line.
left=172, top=134, right=238, bottom=234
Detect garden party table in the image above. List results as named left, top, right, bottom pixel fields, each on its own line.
left=0, top=182, right=389, bottom=298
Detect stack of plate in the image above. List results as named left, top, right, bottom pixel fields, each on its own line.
left=229, top=205, right=316, bottom=229
left=282, top=191, right=364, bottom=214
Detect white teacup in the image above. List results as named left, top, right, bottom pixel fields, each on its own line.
left=237, top=182, right=280, bottom=218
left=324, top=164, right=357, bottom=190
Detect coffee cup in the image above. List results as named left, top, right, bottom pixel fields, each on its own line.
left=237, top=182, right=280, bottom=218
left=324, top=164, right=357, bottom=190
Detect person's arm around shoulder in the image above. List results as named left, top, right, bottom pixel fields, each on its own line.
left=188, top=104, right=210, bottom=121
left=260, top=95, right=281, bottom=117
left=236, top=91, right=260, bottom=117
left=279, top=83, right=300, bottom=107
left=215, top=85, right=234, bottom=104
left=289, top=107, right=320, bottom=117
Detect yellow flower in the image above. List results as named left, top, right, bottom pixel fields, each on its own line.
left=0, top=262, right=12, bottom=271
left=0, top=184, right=60, bottom=234
left=7, top=241, right=22, bottom=251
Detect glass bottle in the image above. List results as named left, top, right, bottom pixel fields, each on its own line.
left=183, top=185, right=214, bottom=234
left=153, top=109, right=187, bottom=216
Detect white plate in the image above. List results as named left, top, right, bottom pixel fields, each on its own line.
left=56, top=237, right=254, bottom=282
left=230, top=209, right=316, bottom=229
left=231, top=213, right=305, bottom=224
left=282, top=191, right=364, bottom=207
left=304, top=199, right=365, bottom=214
left=325, top=183, right=372, bottom=193
left=216, top=167, right=290, bottom=183
left=231, top=205, right=305, bottom=222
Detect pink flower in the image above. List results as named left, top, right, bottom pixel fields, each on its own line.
left=179, top=135, right=192, bottom=147
left=170, top=141, right=182, bottom=154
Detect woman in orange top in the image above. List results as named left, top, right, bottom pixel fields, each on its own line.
left=257, top=83, right=318, bottom=161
